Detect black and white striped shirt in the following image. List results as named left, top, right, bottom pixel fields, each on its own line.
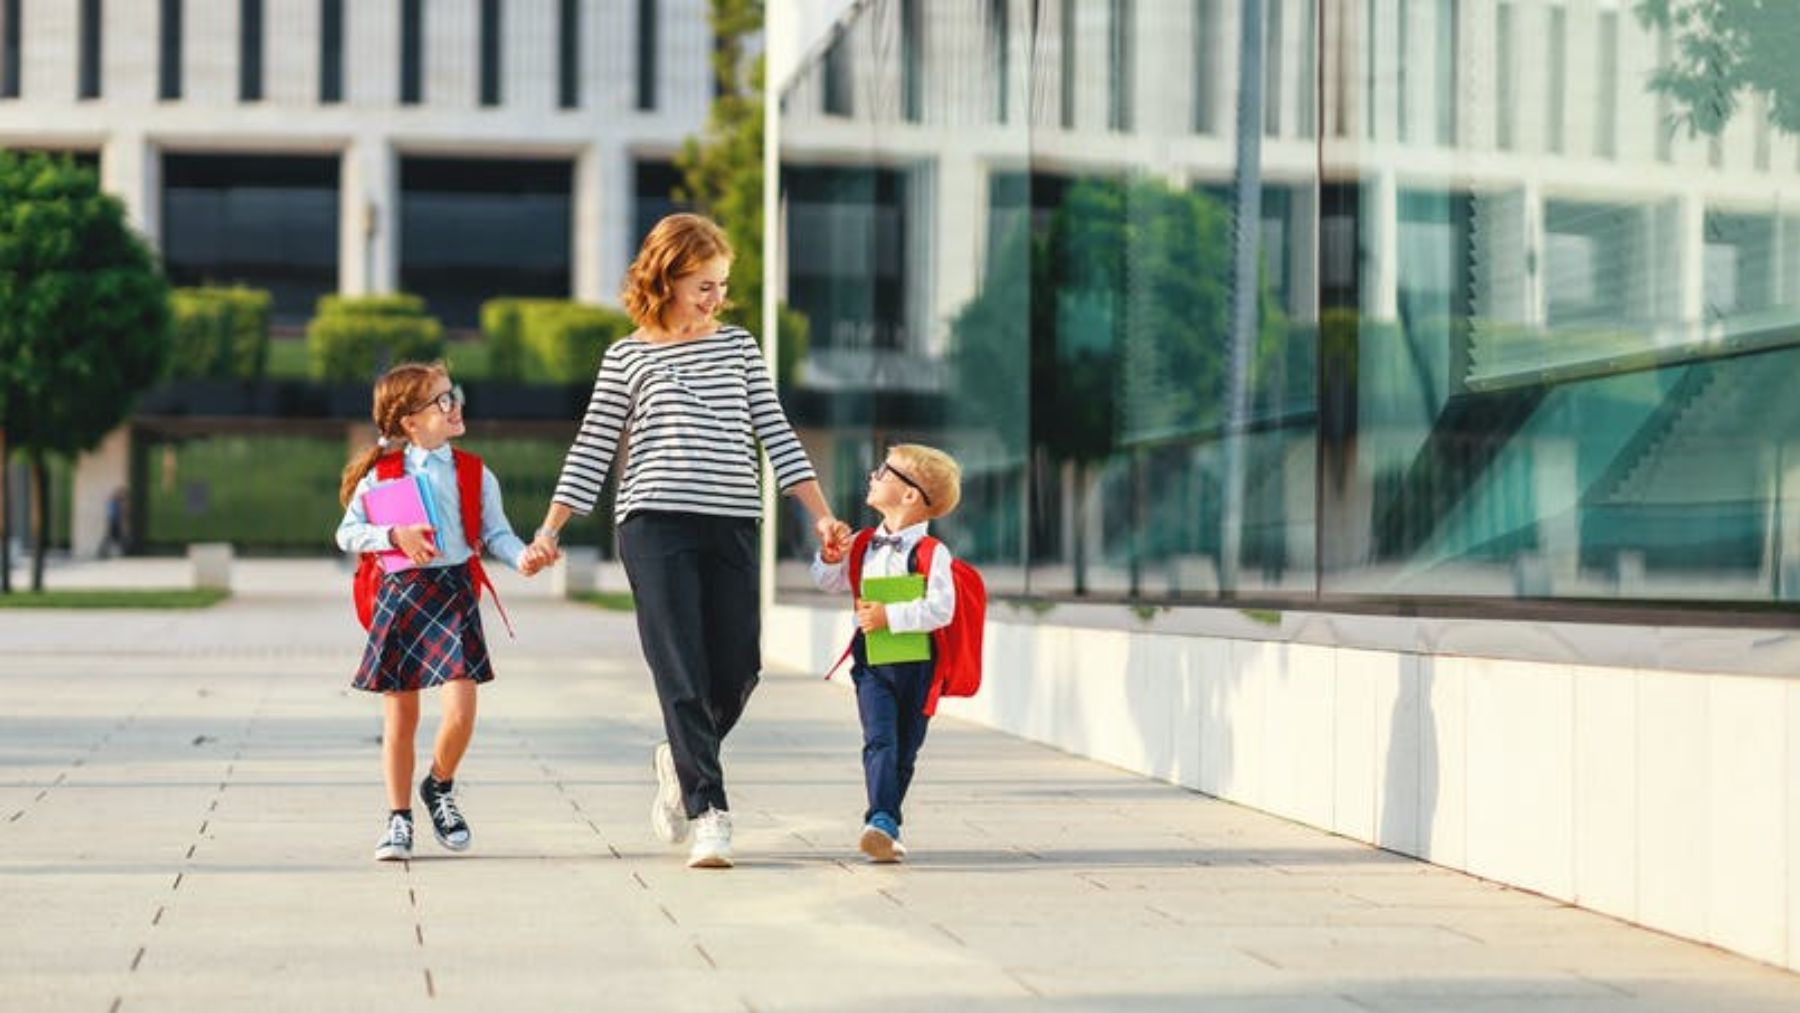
left=551, top=325, right=817, bottom=522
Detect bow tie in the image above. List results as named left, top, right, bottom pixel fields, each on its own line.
left=869, top=533, right=907, bottom=552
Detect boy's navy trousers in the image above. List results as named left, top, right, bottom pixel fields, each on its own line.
left=850, top=632, right=934, bottom=826
left=618, top=511, right=761, bottom=818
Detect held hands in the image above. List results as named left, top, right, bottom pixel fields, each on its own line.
left=855, top=599, right=889, bottom=633
left=519, top=533, right=563, bottom=577
left=815, top=515, right=852, bottom=564
left=392, top=524, right=438, bottom=566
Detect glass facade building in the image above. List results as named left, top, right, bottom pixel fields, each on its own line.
left=774, top=0, right=1800, bottom=613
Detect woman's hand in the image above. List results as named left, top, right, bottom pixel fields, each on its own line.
left=815, top=515, right=851, bottom=559
left=392, top=524, right=438, bottom=566
left=521, top=533, right=562, bottom=574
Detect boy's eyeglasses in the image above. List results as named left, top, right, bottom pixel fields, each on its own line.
left=411, top=385, right=465, bottom=415
left=870, top=460, right=932, bottom=506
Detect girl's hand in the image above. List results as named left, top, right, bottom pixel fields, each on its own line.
left=525, top=534, right=563, bottom=571
left=855, top=599, right=888, bottom=633
left=392, top=524, right=438, bottom=566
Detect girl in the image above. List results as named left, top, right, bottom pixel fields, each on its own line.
left=336, top=362, right=539, bottom=861
left=524, top=213, right=848, bottom=868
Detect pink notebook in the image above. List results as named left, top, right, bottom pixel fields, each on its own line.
left=363, top=476, right=433, bottom=574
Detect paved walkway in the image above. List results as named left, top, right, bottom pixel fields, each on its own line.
left=3, top=559, right=1800, bottom=1011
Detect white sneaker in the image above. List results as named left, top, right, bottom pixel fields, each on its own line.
left=650, top=741, right=690, bottom=844
left=686, top=808, right=733, bottom=868
left=373, top=813, right=414, bottom=862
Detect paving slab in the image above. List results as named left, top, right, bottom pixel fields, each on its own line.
left=1, top=560, right=1797, bottom=1011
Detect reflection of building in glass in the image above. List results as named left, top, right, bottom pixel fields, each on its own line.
left=776, top=0, right=1800, bottom=605
left=0, top=1, right=710, bottom=326
left=769, top=2, right=1800, bottom=976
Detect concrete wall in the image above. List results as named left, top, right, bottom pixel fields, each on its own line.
left=765, top=600, right=1800, bottom=974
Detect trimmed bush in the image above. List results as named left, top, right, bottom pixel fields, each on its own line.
left=306, top=294, right=445, bottom=381
left=775, top=303, right=810, bottom=387
left=167, top=287, right=272, bottom=380
left=479, top=299, right=634, bottom=382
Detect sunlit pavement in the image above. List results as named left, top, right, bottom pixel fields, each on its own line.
left=3, top=559, right=1798, bottom=1011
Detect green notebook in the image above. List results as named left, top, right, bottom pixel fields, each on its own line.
left=860, top=573, right=931, bottom=664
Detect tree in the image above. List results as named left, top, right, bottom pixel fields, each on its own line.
left=674, top=0, right=810, bottom=384
left=0, top=152, right=171, bottom=590
left=1635, top=0, right=1800, bottom=136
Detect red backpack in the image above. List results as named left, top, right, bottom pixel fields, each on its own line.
left=830, top=527, right=986, bottom=716
left=352, top=449, right=512, bottom=637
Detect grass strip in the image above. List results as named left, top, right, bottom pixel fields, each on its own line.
left=572, top=591, right=635, bottom=612
left=0, top=589, right=230, bottom=609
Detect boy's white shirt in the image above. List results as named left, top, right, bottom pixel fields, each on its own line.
left=810, top=519, right=956, bottom=634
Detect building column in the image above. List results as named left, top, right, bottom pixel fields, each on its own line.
left=102, top=133, right=161, bottom=252
left=1676, top=190, right=1706, bottom=336
left=574, top=143, right=633, bottom=305
left=1365, top=168, right=1399, bottom=322
left=928, top=155, right=986, bottom=357
left=340, top=137, right=398, bottom=297
left=71, top=427, right=130, bottom=559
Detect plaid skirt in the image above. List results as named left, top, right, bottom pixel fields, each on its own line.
left=352, top=563, right=494, bottom=694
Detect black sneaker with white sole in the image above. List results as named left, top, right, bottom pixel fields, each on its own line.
left=419, top=774, right=472, bottom=851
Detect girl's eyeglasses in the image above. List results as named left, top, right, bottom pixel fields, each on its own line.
left=411, top=385, right=466, bottom=415
left=870, top=460, right=932, bottom=506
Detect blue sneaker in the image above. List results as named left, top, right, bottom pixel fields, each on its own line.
left=859, top=812, right=906, bottom=863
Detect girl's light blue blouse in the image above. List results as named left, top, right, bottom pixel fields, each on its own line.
left=334, top=444, right=528, bottom=571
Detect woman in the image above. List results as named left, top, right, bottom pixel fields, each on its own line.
left=525, top=213, right=846, bottom=868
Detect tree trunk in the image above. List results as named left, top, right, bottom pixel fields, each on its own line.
left=30, top=451, right=48, bottom=592
left=0, top=425, right=9, bottom=595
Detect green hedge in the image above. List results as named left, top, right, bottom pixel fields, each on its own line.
left=306, top=294, right=445, bottom=381
left=479, top=299, right=634, bottom=382
left=167, top=287, right=272, bottom=380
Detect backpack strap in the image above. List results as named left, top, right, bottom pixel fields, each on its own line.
left=825, top=527, right=879, bottom=680
left=452, top=449, right=515, bottom=639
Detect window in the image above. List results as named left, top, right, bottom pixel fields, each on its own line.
left=558, top=0, right=579, bottom=109
left=240, top=0, right=263, bottom=102
left=1192, top=0, right=1217, bottom=134
left=0, top=0, right=17, bottom=99
left=1108, top=0, right=1132, bottom=132
left=1434, top=0, right=1456, bottom=145
left=990, top=0, right=1008, bottom=123
left=1546, top=6, right=1565, bottom=154
left=901, top=0, right=922, bottom=123
left=162, top=155, right=341, bottom=325
left=399, top=158, right=574, bottom=328
left=1394, top=0, right=1409, bottom=142
left=1363, top=0, right=1377, bottom=139
left=400, top=0, right=422, bottom=105
left=160, top=0, right=183, bottom=100
left=636, top=0, right=656, bottom=111
left=1494, top=2, right=1514, bottom=150
left=1595, top=9, right=1617, bottom=158
left=78, top=0, right=101, bottom=100
left=1297, top=0, right=1317, bottom=137
left=1059, top=0, right=1075, bottom=129
left=1264, top=0, right=1283, bottom=136
left=822, top=32, right=851, bottom=117
left=319, top=0, right=342, bottom=104
left=479, top=0, right=501, bottom=107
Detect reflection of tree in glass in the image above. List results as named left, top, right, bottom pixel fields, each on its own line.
left=948, top=177, right=1287, bottom=589
left=1636, top=0, right=1800, bottom=136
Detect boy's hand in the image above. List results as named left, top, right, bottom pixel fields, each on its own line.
left=819, top=540, right=845, bottom=565
left=393, top=524, right=438, bottom=566
left=855, top=599, right=888, bottom=633
left=815, top=516, right=851, bottom=556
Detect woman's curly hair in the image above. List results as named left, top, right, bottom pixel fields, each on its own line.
left=621, top=213, right=734, bottom=330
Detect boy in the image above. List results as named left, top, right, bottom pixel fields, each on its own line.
left=812, top=443, right=962, bottom=862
